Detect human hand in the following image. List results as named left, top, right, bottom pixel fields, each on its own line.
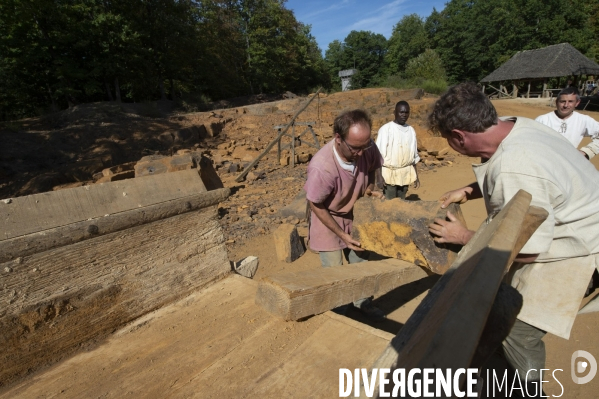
left=428, top=211, right=474, bottom=245
left=413, top=179, right=420, bottom=189
left=579, top=150, right=590, bottom=160
left=365, top=188, right=385, bottom=200
left=439, top=187, right=470, bottom=208
left=343, top=233, right=363, bottom=251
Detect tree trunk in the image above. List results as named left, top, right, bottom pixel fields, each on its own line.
left=159, top=80, right=166, bottom=101
left=169, top=78, right=176, bottom=101
left=105, top=80, right=114, bottom=102
left=47, top=84, right=58, bottom=112
left=114, top=77, right=122, bottom=103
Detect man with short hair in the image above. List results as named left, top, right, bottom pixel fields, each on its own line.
left=375, top=101, right=420, bottom=200
left=427, top=82, right=599, bottom=396
left=535, top=86, right=599, bottom=160
left=304, top=109, right=386, bottom=321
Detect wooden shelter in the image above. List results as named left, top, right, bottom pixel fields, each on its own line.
left=480, top=43, right=599, bottom=99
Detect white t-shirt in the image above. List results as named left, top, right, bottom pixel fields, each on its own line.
left=375, top=121, right=420, bottom=186
left=535, top=111, right=599, bottom=158
left=472, top=117, right=599, bottom=338
left=332, top=142, right=355, bottom=173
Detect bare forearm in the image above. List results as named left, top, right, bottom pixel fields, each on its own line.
left=580, top=136, right=599, bottom=159
left=368, top=169, right=377, bottom=192
left=464, top=182, right=483, bottom=200
left=514, top=253, right=539, bottom=263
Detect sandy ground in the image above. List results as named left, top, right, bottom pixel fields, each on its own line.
left=3, top=95, right=599, bottom=397
left=226, top=98, right=599, bottom=397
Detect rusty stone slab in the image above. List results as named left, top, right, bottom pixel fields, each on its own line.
left=351, top=197, right=466, bottom=274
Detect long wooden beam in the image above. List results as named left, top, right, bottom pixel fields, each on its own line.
left=255, top=258, right=429, bottom=321
left=362, top=190, right=548, bottom=395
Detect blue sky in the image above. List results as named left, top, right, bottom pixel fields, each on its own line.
left=285, top=0, right=449, bottom=54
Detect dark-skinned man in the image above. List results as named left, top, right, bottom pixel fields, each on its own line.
left=375, top=101, right=420, bottom=200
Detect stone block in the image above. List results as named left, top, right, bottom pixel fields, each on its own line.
left=102, top=162, right=136, bottom=177
left=297, top=153, right=311, bottom=163
left=278, top=189, right=308, bottom=219
left=175, top=126, right=200, bottom=144
left=134, top=154, right=193, bottom=177
left=191, top=152, right=224, bottom=191
left=274, top=224, right=305, bottom=263
left=280, top=156, right=290, bottom=166
left=228, top=163, right=240, bottom=173
left=351, top=197, right=466, bottom=274
left=234, top=256, right=259, bottom=278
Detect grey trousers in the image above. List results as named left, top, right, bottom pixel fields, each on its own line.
left=319, top=248, right=371, bottom=307
left=502, top=319, right=547, bottom=397
left=383, top=184, right=409, bottom=200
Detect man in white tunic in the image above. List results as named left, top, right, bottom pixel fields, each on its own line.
left=535, top=86, right=599, bottom=160
left=427, top=82, right=599, bottom=395
left=375, top=101, right=420, bottom=200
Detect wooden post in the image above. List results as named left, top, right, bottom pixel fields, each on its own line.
left=235, top=88, right=322, bottom=182
left=526, top=81, right=531, bottom=98
left=542, top=80, right=548, bottom=98
left=512, top=83, right=518, bottom=98
left=291, top=123, right=295, bottom=167
left=277, top=129, right=281, bottom=164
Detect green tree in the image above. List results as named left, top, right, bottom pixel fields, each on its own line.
left=324, top=31, right=387, bottom=89
left=385, top=14, right=429, bottom=76
left=404, top=49, right=446, bottom=81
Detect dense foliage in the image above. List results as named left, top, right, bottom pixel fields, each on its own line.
left=2, top=0, right=599, bottom=120
left=325, top=0, right=598, bottom=91
left=0, top=0, right=329, bottom=120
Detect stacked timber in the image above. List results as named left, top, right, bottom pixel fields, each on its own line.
left=0, top=169, right=230, bottom=387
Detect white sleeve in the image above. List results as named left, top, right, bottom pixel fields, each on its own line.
left=580, top=116, right=599, bottom=159
left=375, top=125, right=387, bottom=157
left=486, top=172, right=559, bottom=254
left=411, top=128, right=420, bottom=164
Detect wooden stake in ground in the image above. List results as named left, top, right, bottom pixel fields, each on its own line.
left=234, top=87, right=322, bottom=182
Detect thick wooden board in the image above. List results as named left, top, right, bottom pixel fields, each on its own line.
left=364, top=190, right=548, bottom=394
left=0, top=276, right=393, bottom=398
left=0, top=188, right=230, bottom=263
left=256, top=258, right=429, bottom=320
left=0, top=169, right=207, bottom=240
left=352, top=197, right=466, bottom=274
left=0, top=206, right=230, bottom=387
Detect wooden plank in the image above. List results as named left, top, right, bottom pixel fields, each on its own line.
left=352, top=197, right=466, bottom=274
left=1, top=170, right=207, bottom=240
left=255, top=258, right=429, bottom=321
left=0, top=188, right=230, bottom=263
left=363, top=190, right=548, bottom=395
left=235, top=88, right=321, bottom=182
left=0, top=276, right=393, bottom=399
left=0, top=206, right=231, bottom=387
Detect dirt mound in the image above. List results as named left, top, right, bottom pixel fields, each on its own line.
left=0, top=88, right=450, bottom=246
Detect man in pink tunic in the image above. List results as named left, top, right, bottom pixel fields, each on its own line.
left=304, top=109, right=385, bottom=321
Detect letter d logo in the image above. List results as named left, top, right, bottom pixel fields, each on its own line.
left=571, top=350, right=597, bottom=384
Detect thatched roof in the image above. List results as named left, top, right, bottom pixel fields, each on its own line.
left=480, top=43, right=599, bottom=83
